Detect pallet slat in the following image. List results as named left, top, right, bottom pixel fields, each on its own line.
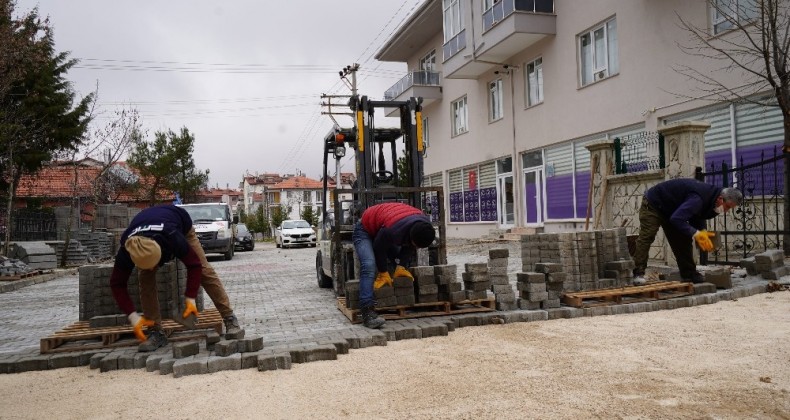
left=561, top=281, right=694, bottom=308
left=0, top=270, right=43, bottom=281
left=337, top=297, right=495, bottom=324
left=40, top=309, right=224, bottom=354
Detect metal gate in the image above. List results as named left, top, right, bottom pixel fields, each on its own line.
left=0, top=209, right=57, bottom=242
left=695, top=146, right=787, bottom=265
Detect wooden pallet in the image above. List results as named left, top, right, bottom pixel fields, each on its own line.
left=337, top=297, right=495, bottom=324
left=0, top=270, right=42, bottom=281
left=561, top=281, right=694, bottom=308
left=40, top=309, right=224, bottom=354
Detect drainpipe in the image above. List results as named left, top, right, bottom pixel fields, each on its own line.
left=508, top=68, right=522, bottom=228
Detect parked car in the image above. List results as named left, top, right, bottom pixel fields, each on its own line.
left=274, top=219, right=316, bottom=249
left=234, top=223, right=255, bottom=251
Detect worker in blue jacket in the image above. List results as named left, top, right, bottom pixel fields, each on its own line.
left=632, top=178, right=742, bottom=285
left=110, top=205, right=243, bottom=351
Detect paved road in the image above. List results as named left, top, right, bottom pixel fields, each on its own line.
left=0, top=240, right=518, bottom=356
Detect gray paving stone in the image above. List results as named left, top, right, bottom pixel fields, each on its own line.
left=47, top=353, right=82, bottom=369
left=215, top=340, right=239, bottom=357
left=258, top=352, right=292, bottom=371
left=419, top=323, right=448, bottom=338
left=173, top=357, right=208, bottom=378
left=289, top=344, right=337, bottom=363
left=238, top=336, right=264, bottom=353
left=99, top=353, right=119, bottom=373
left=158, top=357, right=177, bottom=375
left=173, top=341, right=200, bottom=359
left=208, top=354, right=242, bottom=373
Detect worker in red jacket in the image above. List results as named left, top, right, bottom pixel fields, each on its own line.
left=354, top=202, right=436, bottom=328
left=110, top=205, right=243, bottom=351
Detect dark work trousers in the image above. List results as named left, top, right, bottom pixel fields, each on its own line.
left=632, top=197, right=697, bottom=279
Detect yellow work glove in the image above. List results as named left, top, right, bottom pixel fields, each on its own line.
left=182, top=297, right=199, bottom=319
left=693, top=230, right=715, bottom=252
left=393, top=265, right=414, bottom=280
left=374, top=272, right=393, bottom=289
left=128, top=312, right=155, bottom=342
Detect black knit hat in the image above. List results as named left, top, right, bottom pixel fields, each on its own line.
left=410, top=221, right=435, bottom=248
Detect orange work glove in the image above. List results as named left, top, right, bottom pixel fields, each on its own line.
left=128, top=312, right=155, bottom=342
left=393, top=265, right=414, bottom=280
left=693, top=230, right=715, bottom=252
left=182, top=297, right=199, bottom=319
left=374, top=272, right=393, bottom=289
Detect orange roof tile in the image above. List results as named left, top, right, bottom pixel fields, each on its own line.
left=271, top=175, right=327, bottom=190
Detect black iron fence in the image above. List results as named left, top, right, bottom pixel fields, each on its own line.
left=613, top=132, right=665, bottom=174
left=0, top=209, right=57, bottom=242
left=695, top=146, right=787, bottom=265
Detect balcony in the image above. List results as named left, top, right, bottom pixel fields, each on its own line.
left=444, top=0, right=555, bottom=79
left=384, top=70, right=442, bottom=116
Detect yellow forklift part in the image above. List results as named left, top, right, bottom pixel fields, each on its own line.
left=416, top=111, right=424, bottom=152
left=356, top=111, right=365, bottom=152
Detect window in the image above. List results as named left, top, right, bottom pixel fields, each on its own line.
left=482, top=0, right=495, bottom=11
left=488, top=79, right=504, bottom=121
left=579, top=17, right=618, bottom=86
left=419, top=50, right=436, bottom=72
left=303, top=191, right=311, bottom=203
left=712, top=0, right=758, bottom=34
left=526, top=57, right=544, bottom=106
left=443, top=0, right=463, bottom=41
left=451, top=96, right=468, bottom=136
left=448, top=162, right=497, bottom=222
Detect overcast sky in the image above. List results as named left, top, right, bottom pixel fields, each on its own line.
left=15, top=0, right=419, bottom=189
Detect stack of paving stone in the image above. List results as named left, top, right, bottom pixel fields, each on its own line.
left=7, top=241, right=57, bottom=270
left=373, top=282, right=398, bottom=308
left=521, top=229, right=634, bottom=292
left=78, top=261, right=204, bottom=321
left=488, top=248, right=517, bottom=310
left=516, top=272, right=548, bottom=310
left=67, top=229, right=114, bottom=261
left=537, top=262, right=564, bottom=309
left=410, top=266, right=439, bottom=304
left=743, top=249, right=789, bottom=280
left=344, top=280, right=360, bottom=309
left=94, top=204, right=132, bottom=229
left=434, top=264, right=465, bottom=303
left=595, top=228, right=633, bottom=287
left=46, top=239, right=89, bottom=267
left=462, top=263, right=490, bottom=300
left=0, top=256, right=35, bottom=276
left=393, top=275, right=416, bottom=306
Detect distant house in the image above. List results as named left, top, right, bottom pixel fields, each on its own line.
left=241, top=173, right=284, bottom=216
left=193, top=188, right=242, bottom=214
left=269, top=175, right=329, bottom=221
left=13, top=159, right=170, bottom=217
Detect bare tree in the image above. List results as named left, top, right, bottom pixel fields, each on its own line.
left=676, top=0, right=790, bottom=255
left=57, top=91, right=143, bottom=266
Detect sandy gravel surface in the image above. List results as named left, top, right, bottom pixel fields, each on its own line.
left=1, top=291, right=788, bottom=419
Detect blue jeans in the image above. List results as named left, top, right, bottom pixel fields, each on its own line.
left=352, top=222, right=376, bottom=308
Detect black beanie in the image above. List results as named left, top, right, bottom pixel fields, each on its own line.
left=410, top=221, right=435, bottom=248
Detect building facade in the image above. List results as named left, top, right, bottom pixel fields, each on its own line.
left=376, top=0, right=783, bottom=238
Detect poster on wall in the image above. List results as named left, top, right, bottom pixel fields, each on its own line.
left=468, top=169, right=477, bottom=190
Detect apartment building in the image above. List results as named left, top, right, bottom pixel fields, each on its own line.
left=376, top=0, right=783, bottom=238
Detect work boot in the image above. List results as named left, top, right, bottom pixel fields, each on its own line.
left=138, top=329, right=167, bottom=352
left=360, top=306, right=385, bottom=329
left=632, top=275, right=646, bottom=286
left=223, top=314, right=245, bottom=339
left=684, top=272, right=705, bottom=284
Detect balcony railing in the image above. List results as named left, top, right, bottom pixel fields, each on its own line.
left=442, top=29, right=467, bottom=61
left=482, top=0, right=554, bottom=32
left=384, top=71, right=442, bottom=101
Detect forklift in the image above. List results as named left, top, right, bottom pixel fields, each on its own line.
left=315, top=95, right=446, bottom=298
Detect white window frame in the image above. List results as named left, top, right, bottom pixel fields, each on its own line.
left=451, top=96, right=468, bottom=136
left=488, top=79, right=504, bottom=122
left=526, top=57, right=544, bottom=107
left=711, top=0, right=759, bottom=35
left=483, top=0, right=496, bottom=12
left=419, top=50, right=436, bottom=72
left=578, top=17, right=618, bottom=87
left=443, top=0, right=463, bottom=42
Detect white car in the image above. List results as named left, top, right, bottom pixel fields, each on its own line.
left=275, top=219, right=317, bottom=249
